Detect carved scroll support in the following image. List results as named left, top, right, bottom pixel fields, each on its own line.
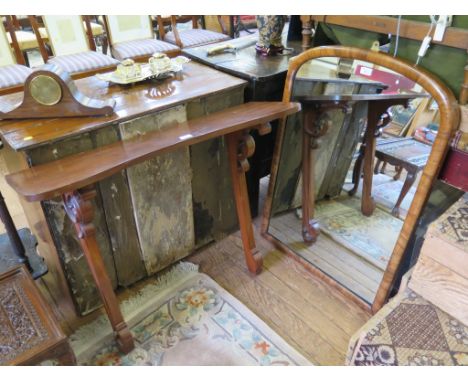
left=301, top=102, right=352, bottom=244
left=62, top=185, right=134, bottom=354
left=226, top=129, right=264, bottom=274
left=361, top=99, right=410, bottom=216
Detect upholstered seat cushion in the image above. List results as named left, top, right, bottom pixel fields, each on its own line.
left=164, top=29, right=230, bottom=48
left=111, top=38, right=179, bottom=61
left=0, top=64, right=32, bottom=89
left=48, top=51, right=118, bottom=75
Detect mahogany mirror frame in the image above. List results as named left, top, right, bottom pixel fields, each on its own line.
left=262, top=45, right=460, bottom=313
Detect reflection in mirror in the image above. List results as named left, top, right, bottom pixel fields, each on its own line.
left=265, top=56, right=433, bottom=304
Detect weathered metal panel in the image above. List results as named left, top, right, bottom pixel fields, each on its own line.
left=188, top=90, right=243, bottom=247
left=119, top=106, right=195, bottom=275
left=93, top=126, right=147, bottom=286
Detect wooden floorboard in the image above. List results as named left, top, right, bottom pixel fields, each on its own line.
left=269, top=213, right=381, bottom=303
left=187, top=229, right=371, bottom=365
left=0, top=155, right=372, bottom=365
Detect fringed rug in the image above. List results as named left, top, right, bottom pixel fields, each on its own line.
left=70, top=263, right=311, bottom=366
left=314, top=196, right=403, bottom=271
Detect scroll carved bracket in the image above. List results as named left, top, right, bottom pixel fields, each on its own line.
left=235, top=131, right=256, bottom=173
left=62, top=186, right=97, bottom=239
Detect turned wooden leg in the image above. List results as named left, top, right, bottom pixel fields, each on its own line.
left=361, top=108, right=381, bottom=216
left=301, top=16, right=313, bottom=50
left=302, top=121, right=320, bottom=244
left=348, top=144, right=365, bottom=197
left=391, top=169, right=416, bottom=217
left=62, top=185, right=134, bottom=353
left=226, top=131, right=263, bottom=274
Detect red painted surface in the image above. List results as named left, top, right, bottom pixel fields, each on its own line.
left=355, top=64, right=416, bottom=94
left=440, top=148, right=468, bottom=192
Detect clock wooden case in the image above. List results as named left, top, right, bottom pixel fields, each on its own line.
left=0, top=64, right=115, bottom=119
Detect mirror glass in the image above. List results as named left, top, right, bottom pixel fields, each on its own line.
left=265, top=56, right=434, bottom=304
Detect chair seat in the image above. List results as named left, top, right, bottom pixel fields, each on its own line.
left=0, top=64, right=32, bottom=90
left=48, top=51, right=118, bottom=75
left=111, top=38, right=179, bottom=61
left=164, top=29, right=230, bottom=48
left=7, top=30, right=38, bottom=51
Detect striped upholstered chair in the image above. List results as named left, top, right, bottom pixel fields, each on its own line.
left=0, top=17, right=32, bottom=95
left=104, top=15, right=180, bottom=62
left=29, top=15, right=118, bottom=79
left=156, top=16, right=230, bottom=49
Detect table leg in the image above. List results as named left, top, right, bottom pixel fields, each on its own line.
left=301, top=107, right=322, bottom=244
left=226, top=131, right=263, bottom=274
left=62, top=185, right=134, bottom=354
left=392, top=169, right=417, bottom=217
left=348, top=144, right=365, bottom=197
left=361, top=108, right=378, bottom=217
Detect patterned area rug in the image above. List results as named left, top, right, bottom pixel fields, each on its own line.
left=70, top=263, right=311, bottom=366
left=314, top=196, right=403, bottom=271
left=346, top=288, right=468, bottom=366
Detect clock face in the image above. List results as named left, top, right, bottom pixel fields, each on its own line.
left=29, top=75, right=63, bottom=106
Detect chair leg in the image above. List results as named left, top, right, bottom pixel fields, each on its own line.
left=391, top=170, right=416, bottom=217
left=393, top=166, right=403, bottom=181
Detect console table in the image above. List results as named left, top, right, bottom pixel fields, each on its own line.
left=292, top=92, right=427, bottom=243
left=0, top=62, right=253, bottom=317
left=5, top=101, right=300, bottom=353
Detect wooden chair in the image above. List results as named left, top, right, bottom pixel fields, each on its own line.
left=3, top=16, right=39, bottom=65
left=0, top=265, right=76, bottom=365
left=104, top=15, right=180, bottom=62
left=0, top=17, right=32, bottom=95
left=157, top=16, right=230, bottom=49
left=35, top=15, right=109, bottom=55
left=29, top=15, right=119, bottom=79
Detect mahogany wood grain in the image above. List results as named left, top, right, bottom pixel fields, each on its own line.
left=263, top=46, right=459, bottom=313
left=0, top=64, right=115, bottom=119
left=62, top=186, right=134, bottom=352
left=0, top=62, right=246, bottom=151
left=6, top=102, right=300, bottom=202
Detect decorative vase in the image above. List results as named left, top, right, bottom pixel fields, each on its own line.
left=255, top=15, right=286, bottom=56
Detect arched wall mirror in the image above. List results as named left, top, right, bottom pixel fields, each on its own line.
left=262, top=46, right=460, bottom=313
